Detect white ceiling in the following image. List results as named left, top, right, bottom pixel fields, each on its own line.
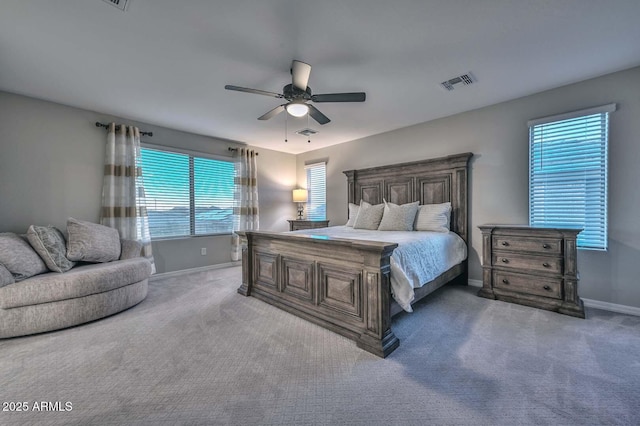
left=1, top=1, right=639, bottom=155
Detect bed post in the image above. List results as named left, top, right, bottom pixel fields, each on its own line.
left=356, top=244, right=400, bottom=357
left=343, top=169, right=357, bottom=206
left=454, top=155, right=472, bottom=285
left=236, top=232, right=252, bottom=296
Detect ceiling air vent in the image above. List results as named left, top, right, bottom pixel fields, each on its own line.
left=440, top=72, right=476, bottom=91
left=101, top=0, right=130, bottom=11
left=296, top=128, right=318, bottom=137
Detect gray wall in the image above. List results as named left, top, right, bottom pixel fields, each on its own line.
left=296, top=66, right=640, bottom=310
left=0, top=91, right=296, bottom=274
left=2, top=66, right=638, bottom=308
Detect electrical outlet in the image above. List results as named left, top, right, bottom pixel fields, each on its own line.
left=201, top=248, right=207, bottom=256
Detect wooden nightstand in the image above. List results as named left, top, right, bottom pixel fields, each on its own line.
left=287, top=220, right=330, bottom=231
left=477, top=225, right=585, bottom=318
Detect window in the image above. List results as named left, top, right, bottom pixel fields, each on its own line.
left=528, top=104, right=615, bottom=250
left=140, top=146, right=235, bottom=239
left=305, top=162, right=326, bottom=220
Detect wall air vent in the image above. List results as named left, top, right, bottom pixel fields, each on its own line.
left=296, top=128, right=318, bottom=137
left=101, top=0, right=130, bottom=11
left=440, top=72, right=476, bottom=91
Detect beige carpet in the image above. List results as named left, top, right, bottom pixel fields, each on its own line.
left=1, top=266, right=639, bottom=425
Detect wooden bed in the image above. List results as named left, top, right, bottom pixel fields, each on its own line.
left=237, top=152, right=472, bottom=357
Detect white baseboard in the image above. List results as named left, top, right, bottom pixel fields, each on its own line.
left=467, top=278, right=639, bottom=317
left=468, top=279, right=483, bottom=288
left=151, top=261, right=241, bottom=280
left=582, top=298, right=640, bottom=317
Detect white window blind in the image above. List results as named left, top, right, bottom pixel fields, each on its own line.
left=140, top=146, right=235, bottom=239
left=528, top=104, right=615, bottom=250
left=305, top=162, right=326, bottom=220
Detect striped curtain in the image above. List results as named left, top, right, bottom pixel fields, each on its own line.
left=232, top=148, right=259, bottom=261
left=100, top=123, right=155, bottom=273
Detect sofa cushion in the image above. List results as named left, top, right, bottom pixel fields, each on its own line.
left=26, top=225, right=76, bottom=273
left=119, top=239, right=143, bottom=260
left=66, top=218, right=121, bottom=263
left=0, top=263, right=15, bottom=288
left=0, top=233, right=49, bottom=282
left=0, top=258, right=152, bottom=309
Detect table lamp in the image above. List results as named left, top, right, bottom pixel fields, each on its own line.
left=292, top=189, right=308, bottom=220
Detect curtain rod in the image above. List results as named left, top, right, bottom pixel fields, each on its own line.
left=95, top=122, right=153, bottom=137
left=228, top=147, right=258, bottom=156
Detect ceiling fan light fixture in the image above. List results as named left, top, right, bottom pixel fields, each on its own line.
left=286, top=103, right=309, bottom=117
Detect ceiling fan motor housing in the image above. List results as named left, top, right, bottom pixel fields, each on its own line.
left=283, top=84, right=312, bottom=101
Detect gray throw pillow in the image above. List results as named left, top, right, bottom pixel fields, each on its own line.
left=119, top=239, right=143, bottom=260
left=0, top=232, right=49, bottom=282
left=66, top=218, right=121, bottom=263
left=27, top=225, right=76, bottom=273
left=0, top=263, right=15, bottom=288
left=353, top=201, right=385, bottom=230
left=378, top=200, right=420, bottom=231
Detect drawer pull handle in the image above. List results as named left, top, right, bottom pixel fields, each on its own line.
left=543, top=285, right=551, bottom=291
left=502, top=279, right=509, bottom=284
left=501, top=241, right=509, bottom=246
left=501, top=258, right=509, bottom=263
left=542, top=262, right=550, bottom=267
left=542, top=244, right=550, bottom=249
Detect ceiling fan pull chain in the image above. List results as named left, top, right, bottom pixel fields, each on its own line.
left=307, top=114, right=311, bottom=143
left=284, top=113, right=288, bottom=143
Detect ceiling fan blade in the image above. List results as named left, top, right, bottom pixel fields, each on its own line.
left=258, top=105, right=286, bottom=120
left=308, top=105, right=331, bottom=125
left=311, top=92, right=366, bottom=103
left=291, top=60, right=311, bottom=91
left=225, top=85, right=284, bottom=99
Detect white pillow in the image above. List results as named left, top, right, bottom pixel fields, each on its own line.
left=377, top=200, right=419, bottom=231
left=414, top=202, right=451, bottom=232
left=353, top=201, right=384, bottom=230
left=345, top=203, right=360, bottom=227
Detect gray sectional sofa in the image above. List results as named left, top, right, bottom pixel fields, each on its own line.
left=0, top=218, right=152, bottom=338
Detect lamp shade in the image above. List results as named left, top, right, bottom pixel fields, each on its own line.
left=286, top=103, right=309, bottom=118
left=292, top=189, right=308, bottom=203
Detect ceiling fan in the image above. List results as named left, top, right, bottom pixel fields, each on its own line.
left=225, top=60, right=366, bottom=125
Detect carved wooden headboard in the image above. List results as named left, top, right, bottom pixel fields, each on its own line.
left=343, top=152, right=473, bottom=244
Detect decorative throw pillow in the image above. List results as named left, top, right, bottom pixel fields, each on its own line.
left=0, top=232, right=49, bottom=282
left=353, top=201, right=385, bottom=230
left=414, top=202, right=452, bottom=232
left=26, top=225, right=76, bottom=273
left=0, top=263, right=15, bottom=288
left=66, top=218, right=121, bottom=263
left=378, top=200, right=419, bottom=231
left=345, top=203, right=360, bottom=227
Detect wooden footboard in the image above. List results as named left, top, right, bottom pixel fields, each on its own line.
left=237, top=152, right=472, bottom=357
left=237, top=230, right=400, bottom=357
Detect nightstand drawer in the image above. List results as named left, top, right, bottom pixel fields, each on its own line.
left=288, top=220, right=330, bottom=231
left=292, top=223, right=313, bottom=230
left=493, top=271, right=562, bottom=299
left=492, top=252, right=562, bottom=274
left=492, top=236, right=562, bottom=255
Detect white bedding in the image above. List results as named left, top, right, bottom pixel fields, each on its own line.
left=288, top=226, right=467, bottom=312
